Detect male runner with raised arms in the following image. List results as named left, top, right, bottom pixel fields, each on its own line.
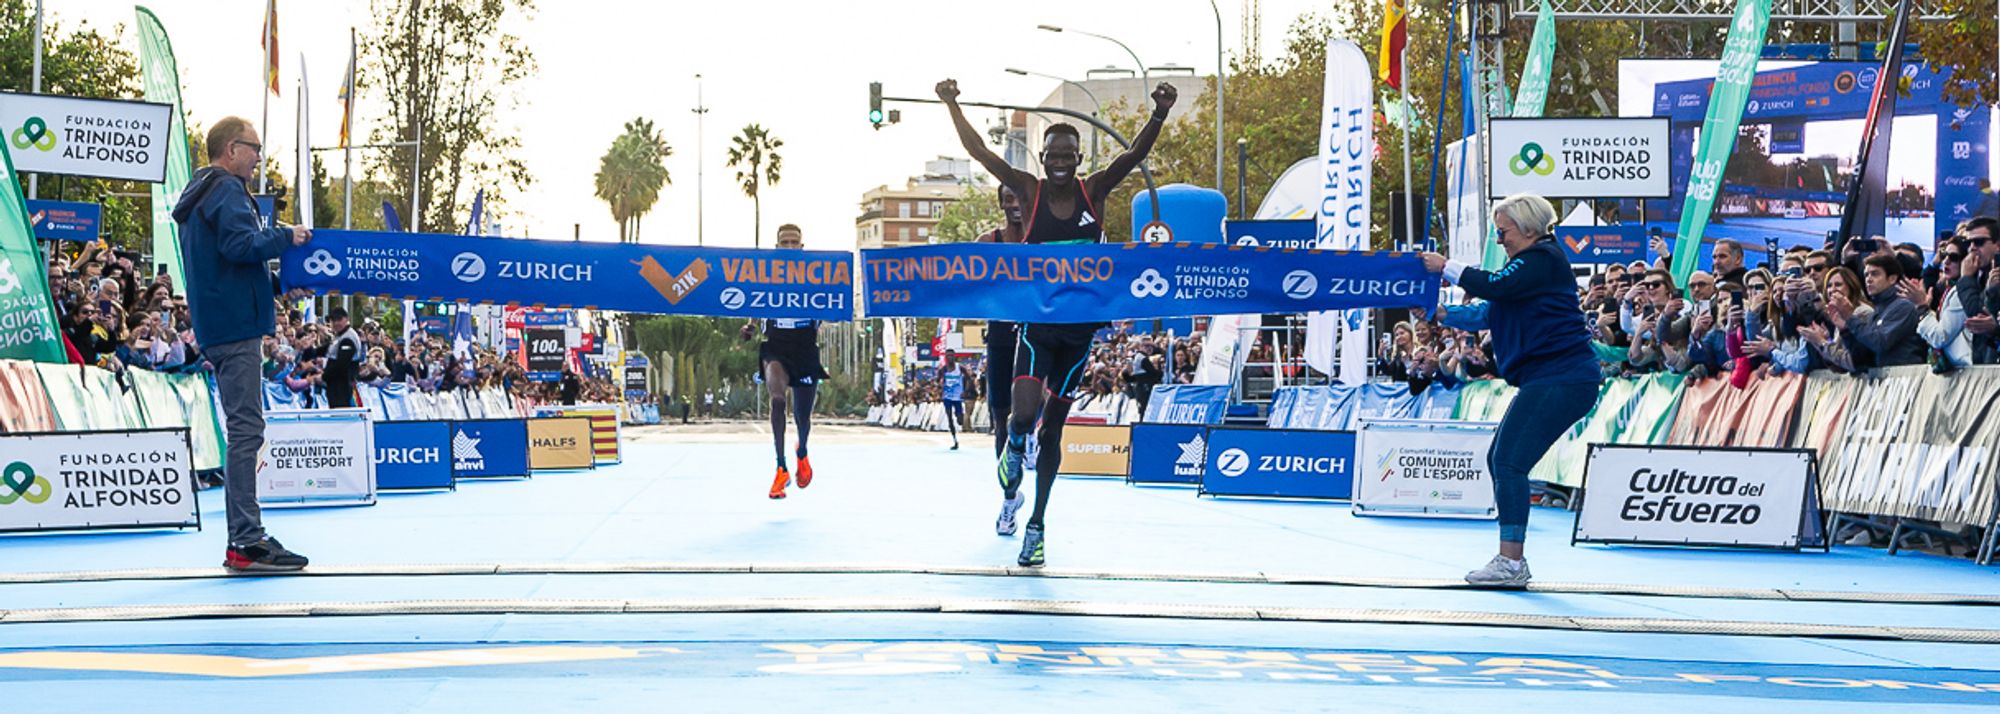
left=938, top=77, right=1176, bottom=566
left=739, top=224, right=829, bottom=499
left=978, top=185, right=1026, bottom=464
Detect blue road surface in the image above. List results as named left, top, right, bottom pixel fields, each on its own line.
left=1, top=424, right=1994, bottom=712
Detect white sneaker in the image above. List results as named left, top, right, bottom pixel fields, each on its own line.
left=1464, top=554, right=1531, bottom=587
left=996, top=491, right=1026, bottom=536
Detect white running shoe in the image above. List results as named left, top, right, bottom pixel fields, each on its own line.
left=996, top=491, right=1026, bottom=536
left=1464, top=554, right=1531, bottom=587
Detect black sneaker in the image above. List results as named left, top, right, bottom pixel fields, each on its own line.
left=1018, top=524, right=1045, bottom=567
left=225, top=538, right=309, bottom=572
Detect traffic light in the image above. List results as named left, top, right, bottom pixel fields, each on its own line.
left=869, top=82, right=885, bottom=128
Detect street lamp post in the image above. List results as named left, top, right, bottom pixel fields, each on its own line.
left=1207, top=0, right=1224, bottom=196
left=692, top=74, right=709, bottom=247
left=1006, top=68, right=1103, bottom=170
left=1037, top=25, right=1148, bottom=98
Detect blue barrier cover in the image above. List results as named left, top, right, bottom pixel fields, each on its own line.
left=859, top=242, right=1437, bottom=322
left=373, top=420, right=453, bottom=490
left=1201, top=426, right=1356, bottom=500
left=283, top=230, right=854, bottom=321
left=1127, top=423, right=1209, bottom=485
left=451, top=418, right=530, bottom=479
left=1142, top=385, right=1231, bottom=425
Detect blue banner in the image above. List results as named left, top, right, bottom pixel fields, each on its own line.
left=1127, top=423, right=1207, bottom=485
left=1200, top=427, right=1355, bottom=500
left=861, top=242, right=1437, bottom=322
left=24, top=200, right=101, bottom=243
left=1142, top=385, right=1231, bottom=425
left=1552, top=225, right=1646, bottom=265
left=451, top=418, right=530, bottom=479
left=1224, top=219, right=1316, bottom=249
left=283, top=229, right=854, bottom=321
left=373, top=420, right=453, bottom=490
left=523, top=311, right=570, bottom=327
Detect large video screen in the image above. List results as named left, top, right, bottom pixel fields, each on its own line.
left=1619, top=59, right=1996, bottom=253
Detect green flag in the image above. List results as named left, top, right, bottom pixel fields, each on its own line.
left=136, top=6, right=192, bottom=292
left=0, top=142, right=69, bottom=363
left=1670, top=0, right=1772, bottom=291
left=1482, top=0, right=1557, bottom=270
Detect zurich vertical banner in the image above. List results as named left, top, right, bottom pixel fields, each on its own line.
left=859, top=242, right=1436, bottom=321
left=283, top=229, right=854, bottom=321
left=1308, top=39, right=1374, bottom=385
left=1670, top=0, right=1772, bottom=291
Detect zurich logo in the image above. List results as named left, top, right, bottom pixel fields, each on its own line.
left=451, top=252, right=487, bottom=282
left=719, top=287, right=747, bottom=310
left=1283, top=270, right=1317, bottom=300
left=1235, top=235, right=1259, bottom=247
left=1129, top=269, right=1170, bottom=298
left=1216, top=447, right=1250, bottom=478
left=302, top=250, right=343, bottom=277
left=1746, top=100, right=1759, bottom=114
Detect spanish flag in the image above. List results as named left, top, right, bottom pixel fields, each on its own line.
left=338, top=41, right=355, bottom=148
left=1378, top=0, right=1408, bottom=90
left=261, top=0, right=280, bottom=96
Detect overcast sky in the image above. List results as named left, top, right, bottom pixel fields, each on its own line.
left=59, top=0, right=1340, bottom=250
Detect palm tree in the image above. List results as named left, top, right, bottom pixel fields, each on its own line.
left=593, top=118, right=673, bottom=243
left=725, top=124, right=783, bottom=247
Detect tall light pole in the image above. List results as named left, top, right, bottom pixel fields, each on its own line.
left=1037, top=25, right=1147, bottom=97
left=27, top=0, right=42, bottom=200
left=1207, top=0, right=1224, bottom=194
left=1006, top=67, right=1103, bottom=169
left=692, top=74, right=709, bottom=246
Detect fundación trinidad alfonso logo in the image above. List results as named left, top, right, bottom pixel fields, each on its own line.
left=1, top=461, right=53, bottom=506
left=1129, top=269, right=1170, bottom=298
left=0, top=257, right=20, bottom=296
left=10, top=116, right=56, bottom=153
left=1508, top=142, right=1555, bottom=178
left=303, top=250, right=343, bottom=277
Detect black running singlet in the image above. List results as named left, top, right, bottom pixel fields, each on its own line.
left=761, top=318, right=818, bottom=346
left=1023, top=179, right=1101, bottom=246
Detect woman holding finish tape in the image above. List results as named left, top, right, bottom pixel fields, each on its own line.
left=1418, top=193, right=1600, bottom=587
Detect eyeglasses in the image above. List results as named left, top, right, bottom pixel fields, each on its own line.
left=1972, top=238, right=1994, bottom=247
left=1642, top=280, right=1666, bottom=289
left=231, top=139, right=264, bottom=155
left=1942, top=252, right=1966, bottom=261
left=1805, top=264, right=1829, bottom=273
left=1749, top=284, right=1769, bottom=292
left=1690, top=281, right=1714, bottom=288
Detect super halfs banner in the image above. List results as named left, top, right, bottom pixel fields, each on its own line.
left=860, top=242, right=1439, bottom=322
left=281, top=230, right=854, bottom=322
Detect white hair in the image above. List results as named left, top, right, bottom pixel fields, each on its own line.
left=1492, top=193, right=1558, bottom=239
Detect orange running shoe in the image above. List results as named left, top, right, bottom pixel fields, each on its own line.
left=768, top=467, right=791, bottom=499
left=795, top=454, right=814, bottom=489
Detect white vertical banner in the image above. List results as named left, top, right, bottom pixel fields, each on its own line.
left=1194, top=314, right=1245, bottom=385
left=295, top=55, right=313, bottom=228
left=1444, top=135, right=1485, bottom=263
left=1307, top=39, right=1375, bottom=384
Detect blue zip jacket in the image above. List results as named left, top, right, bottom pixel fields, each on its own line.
left=172, top=167, right=292, bottom=348
left=1452, top=239, right=1600, bottom=387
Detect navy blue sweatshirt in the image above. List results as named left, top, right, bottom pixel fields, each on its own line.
left=1452, top=239, right=1601, bottom=387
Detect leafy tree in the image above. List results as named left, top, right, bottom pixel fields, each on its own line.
left=360, top=0, right=535, bottom=233
left=593, top=117, right=672, bottom=243
left=726, top=124, right=782, bottom=247
left=1914, top=0, right=1997, bottom=109
left=931, top=180, right=999, bottom=243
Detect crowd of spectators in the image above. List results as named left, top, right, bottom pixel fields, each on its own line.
left=1376, top=216, right=2000, bottom=389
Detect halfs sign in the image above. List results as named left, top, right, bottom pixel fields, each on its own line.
left=528, top=416, right=596, bottom=471
left=1488, top=117, right=1671, bottom=199
left=0, top=429, right=197, bottom=534
left=1575, top=445, right=1819, bottom=549
left=258, top=409, right=376, bottom=506
left=1056, top=424, right=1131, bottom=477
left=0, top=92, right=173, bottom=183
left=1352, top=419, right=1497, bottom=518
